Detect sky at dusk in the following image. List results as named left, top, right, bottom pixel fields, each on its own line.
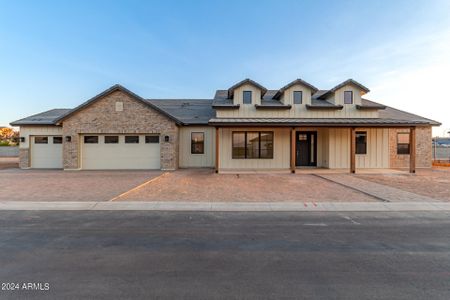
left=1, top=0, right=449, bottom=135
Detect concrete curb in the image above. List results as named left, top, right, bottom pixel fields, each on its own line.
left=0, top=201, right=449, bottom=211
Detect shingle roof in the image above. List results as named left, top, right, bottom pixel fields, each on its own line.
left=357, top=99, right=387, bottom=110
left=10, top=83, right=440, bottom=127
left=309, top=98, right=341, bottom=108
left=379, top=104, right=440, bottom=125
left=10, top=109, right=71, bottom=126
left=146, top=99, right=215, bottom=125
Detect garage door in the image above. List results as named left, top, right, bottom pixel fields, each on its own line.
left=81, top=134, right=160, bottom=170
left=31, top=136, right=63, bottom=168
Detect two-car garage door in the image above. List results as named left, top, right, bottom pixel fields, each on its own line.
left=81, top=134, right=160, bottom=170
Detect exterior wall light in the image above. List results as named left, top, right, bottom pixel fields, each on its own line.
left=164, top=135, right=170, bottom=142
left=20, top=137, right=25, bottom=143
left=65, top=136, right=72, bottom=142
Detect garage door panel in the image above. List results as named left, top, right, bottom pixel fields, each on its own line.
left=31, top=136, right=63, bottom=169
left=81, top=134, right=160, bottom=170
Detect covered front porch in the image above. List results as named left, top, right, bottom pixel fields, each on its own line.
left=212, top=125, right=417, bottom=174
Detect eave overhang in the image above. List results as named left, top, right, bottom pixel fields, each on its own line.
left=356, top=105, right=387, bottom=110
left=255, top=104, right=292, bottom=110
left=212, top=104, right=240, bottom=109
left=208, top=118, right=434, bottom=127
left=306, top=104, right=343, bottom=110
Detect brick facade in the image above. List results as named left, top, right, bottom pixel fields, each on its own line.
left=389, top=126, right=432, bottom=168
left=61, top=90, right=179, bottom=170
left=19, top=148, right=29, bottom=169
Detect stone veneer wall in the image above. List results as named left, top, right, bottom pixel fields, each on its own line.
left=62, top=90, right=179, bottom=170
left=18, top=148, right=29, bottom=169
left=389, top=126, right=432, bottom=168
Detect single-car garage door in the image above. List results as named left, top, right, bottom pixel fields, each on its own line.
left=31, top=136, right=63, bottom=168
left=81, top=134, right=160, bottom=170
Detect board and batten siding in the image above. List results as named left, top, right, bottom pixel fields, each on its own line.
left=327, top=128, right=389, bottom=169
left=179, top=126, right=215, bottom=168
left=216, top=83, right=377, bottom=119
left=218, top=127, right=389, bottom=171
left=18, top=126, right=63, bottom=149
left=218, top=127, right=290, bottom=171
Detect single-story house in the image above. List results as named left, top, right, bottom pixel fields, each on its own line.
left=11, top=78, right=440, bottom=173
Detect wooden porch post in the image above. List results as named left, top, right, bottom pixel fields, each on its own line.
left=290, top=127, right=296, bottom=173
left=410, top=126, right=416, bottom=173
left=215, top=127, right=219, bottom=173
left=350, top=127, right=356, bottom=173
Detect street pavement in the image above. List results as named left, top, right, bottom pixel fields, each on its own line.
left=0, top=211, right=450, bottom=299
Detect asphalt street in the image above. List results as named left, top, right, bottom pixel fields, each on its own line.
left=0, top=211, right=450, bottom=299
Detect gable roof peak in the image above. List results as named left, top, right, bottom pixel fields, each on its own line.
left=318, top=79, right=370, bottom=99
left=330, top=79, right=370, bottom=93
left=53, top=84, right=182, bottom=125
left=274, top=78, right=318, bottom=99
left=227, top=78, right=267, bottom=98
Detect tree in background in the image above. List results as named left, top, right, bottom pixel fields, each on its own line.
left=0, top=127, right=19, bottom=146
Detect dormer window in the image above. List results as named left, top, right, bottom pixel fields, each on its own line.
left=293, top=91, right=303, bottom=104
left=344, top=91, right=353, bottom=104
left=243, top=91, right=252, bottom=104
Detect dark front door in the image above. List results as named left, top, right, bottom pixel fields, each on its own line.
left=296, top=131, right=317, bottom=167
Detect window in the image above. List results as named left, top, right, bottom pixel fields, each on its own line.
left=105, top=136, right=119, bottom=144
left=84, top=136, right=98, bottom=144
left=293, top=91, right=303, bottom=104
left=243, top=91, right=252, bottom=104
left=125, top=136, right=139, bottom=144
left=232, top=131, right=273, bottom=159
left=53, top=136, right=62, bottom=144
left=232, top=132, right=246, bottom=159
left=34, top=136, right=48, bottom=144
left=397, top=133, right=410, bottom=154
left=356, top=131, right=367, bottom=154
left=145, top=136, right=159, bottom=143
left=344, top=91, right=353, bottom=104
left=260, top=132, right=274, bottom=158
left=191, top=132, right=204, bottom=154
left=246, top=132, right=259, bottom=158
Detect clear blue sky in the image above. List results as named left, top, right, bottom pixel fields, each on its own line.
left=1, top=0, right=449, bottom=135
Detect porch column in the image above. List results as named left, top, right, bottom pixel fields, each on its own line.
left=350, top=127, right=356, bottom=173
left=215, top=127, right=219, bottom=173
left=290, top=127, right=296, bottom=173
left=410, top=126, right=416, bottom=173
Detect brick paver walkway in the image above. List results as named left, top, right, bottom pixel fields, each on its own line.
left=316, top=174, right=439, bottom=202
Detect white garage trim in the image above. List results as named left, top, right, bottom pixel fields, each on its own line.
left=30, top=135, right=63, bottom=169
left=80, top=134, right=161, bottom=170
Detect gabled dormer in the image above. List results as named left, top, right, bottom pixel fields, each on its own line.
left=273, top=78, right=318, bottom=106
left=227, top=78, right=267, bottom=106
left=319, top=79, right=370, bottom=106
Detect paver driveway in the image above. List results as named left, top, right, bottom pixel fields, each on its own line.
left=0, top=169, right=162, bottom=202
left=357, top=168, right=450, bottom=202
left=113, top=169, right=376, bottom=202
